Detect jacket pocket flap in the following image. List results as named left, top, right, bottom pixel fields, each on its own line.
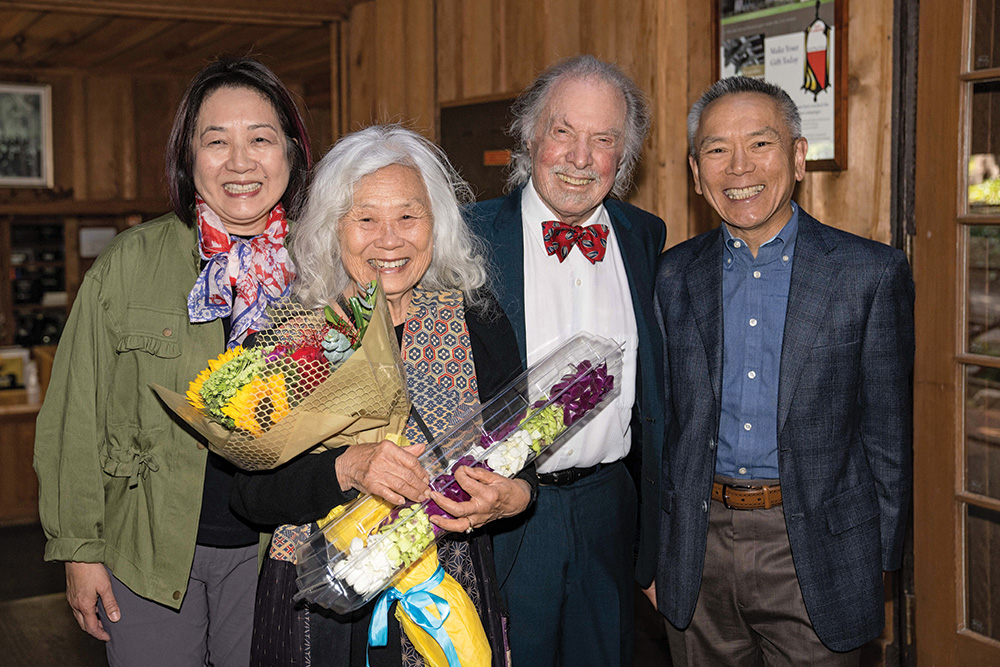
left=825, top=481, right=879, bottom=535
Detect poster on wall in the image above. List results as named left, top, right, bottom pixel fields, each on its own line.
left=719, top=0, right=846, bottom=170
left=0, top=83, right=53, bottom=188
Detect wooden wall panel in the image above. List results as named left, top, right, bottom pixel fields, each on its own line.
left=791, top=0, right=895, bottom=243
left=344, top=0, right=435, bottom=137
left=84, top=76, right=132, bottom=201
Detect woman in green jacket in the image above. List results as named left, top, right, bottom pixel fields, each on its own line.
left=33, top=57, right=311, bottom=667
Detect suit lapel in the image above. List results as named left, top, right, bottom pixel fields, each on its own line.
left=490, top=190, right=528, bottom=365
left=686, top=230, right=725, bottom=405
left=777, top=214, right=840, bottom=433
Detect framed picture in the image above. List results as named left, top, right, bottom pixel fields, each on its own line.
left=717, top=0, right=847, bottom=171
left=0, top=83, right=54, bottom=187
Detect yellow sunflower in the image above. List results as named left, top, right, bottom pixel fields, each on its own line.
left=221, top=373, right=291, bottom=435
left=186, top=367, right=213, bottom=410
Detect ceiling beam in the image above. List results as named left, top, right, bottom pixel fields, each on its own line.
left=3, top=0, right=358, bottom=26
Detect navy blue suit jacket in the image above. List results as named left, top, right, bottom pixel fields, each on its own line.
left=653, top=210, right=914, bottom=652
left=466, top=186, right=667, bottom=586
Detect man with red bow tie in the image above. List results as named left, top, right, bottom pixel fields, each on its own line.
left=466, top=54, right=666, bottom=667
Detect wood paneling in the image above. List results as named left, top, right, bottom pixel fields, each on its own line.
left=344, top=0, right=897, bottom=249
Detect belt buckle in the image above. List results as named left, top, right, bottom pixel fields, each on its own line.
left=721, top=484, right=753, bottom=510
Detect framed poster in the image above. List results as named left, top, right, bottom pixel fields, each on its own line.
left=719, top=0, right=847, bottom=171
left=0, top=83, right=54, bottom=187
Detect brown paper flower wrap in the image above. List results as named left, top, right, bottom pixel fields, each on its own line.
left=151, top=283, right=410, bottom=470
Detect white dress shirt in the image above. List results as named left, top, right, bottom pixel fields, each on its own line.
left=520, top=179, right=638, bottom=474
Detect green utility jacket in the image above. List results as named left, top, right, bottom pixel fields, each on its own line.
left=34, top=213, right=225, bottom=609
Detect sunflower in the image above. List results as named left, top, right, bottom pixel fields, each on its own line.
left=186, top=366, right=213, bottom=410
left=221, top=373, right=291, bottom=435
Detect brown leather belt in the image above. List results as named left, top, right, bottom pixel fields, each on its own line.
left=711, top=482, right=782, bottom=510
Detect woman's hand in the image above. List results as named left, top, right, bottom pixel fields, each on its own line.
left=428, top=466, right=532, bottom=533
left=334, top=440, right=429, bottom=504
left=65, top=561, right=119, bottom=641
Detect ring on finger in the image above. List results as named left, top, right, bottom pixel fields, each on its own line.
left=465, top=517, right=474, bottom=534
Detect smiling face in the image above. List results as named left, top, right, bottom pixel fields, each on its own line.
left=192, top=86, right=291, bottom=235
left=339, top=164, right=434, bottom=324
left=689, top=92, right=807, bottom=251
left=528, top=76, right=627, bottom=226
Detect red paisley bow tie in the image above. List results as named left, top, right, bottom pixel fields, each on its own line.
left=541, top=220, right=609, bottom=264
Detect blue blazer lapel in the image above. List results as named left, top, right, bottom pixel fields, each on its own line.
left=777, top=214, right=840, bottom=433
left=489, top=190, right=528, bottom=366
left=686, top=230, right=725, bottom=405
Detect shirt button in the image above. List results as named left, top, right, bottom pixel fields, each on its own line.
left=163, top=328, right=173, bottom=337
left=748, top=370, right=756, bottom=379
left=744, top=422, right=752, bottom=431
left=708, top=438, right=716, bottom=450
left=701, top=500, right=709, bottom=513
left=566, top=449, right=574, bottom=456
left=575, top=279, right=582, bottom=286
left=727, top=258, right=732, bottom=264
left=749, top=318, right=758, bottom=327
left=733, top=241, right=742, bottom=248
left=782, top=255, right=789, bottom=262
left=753, top=270, right=761, bottom=279
left=739, top=467, right=747, bottom=475
left=172, top=590, right=182, bottom=600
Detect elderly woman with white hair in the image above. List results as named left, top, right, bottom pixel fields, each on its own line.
left=231, top=125, right=534, bottom=667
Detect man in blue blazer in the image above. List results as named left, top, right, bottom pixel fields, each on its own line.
left=466, top=55, right=666, bottom=667
left=650, top=76, right=914, bottom=665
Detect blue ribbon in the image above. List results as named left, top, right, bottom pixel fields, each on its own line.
left=367, top=565, right=461, bottom=667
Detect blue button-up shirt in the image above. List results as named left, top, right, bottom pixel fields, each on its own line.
left=715, top=203, right=799, bottom=479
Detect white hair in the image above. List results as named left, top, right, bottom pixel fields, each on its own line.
left=290, top=125, right=489, bottom=311
left=506, top=54, right=651, bottom=198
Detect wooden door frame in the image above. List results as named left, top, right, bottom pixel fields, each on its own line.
left=914, top=0, right=1000, bottom=662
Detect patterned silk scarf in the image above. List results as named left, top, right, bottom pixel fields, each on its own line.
left=186, top=194, right=295, bottom=347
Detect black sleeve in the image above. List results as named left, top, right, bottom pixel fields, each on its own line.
left=230, top=448, right=359, bottom=527
left=466, top=292, right=538, bottom=501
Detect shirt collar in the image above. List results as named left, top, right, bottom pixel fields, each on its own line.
left=722, top=201, right=799, bottom=269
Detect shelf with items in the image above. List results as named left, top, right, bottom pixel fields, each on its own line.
left=0, top=206, right=162, bottom=348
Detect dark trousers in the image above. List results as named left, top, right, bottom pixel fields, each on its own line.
left=666, top=487, right=860, bottom=667
left=98, top=544, right=257, bottom=667
left=492, top=461, right=636, bottom=667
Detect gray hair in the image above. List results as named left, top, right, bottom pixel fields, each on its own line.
left=290, top=125, right=489, bottom=311
left=687, top=77, right=802, bottom=157
left=506, top=54, right=651, bottom=198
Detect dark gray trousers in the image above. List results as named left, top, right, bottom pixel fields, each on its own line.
left=98, top=544, right=257, bottom=667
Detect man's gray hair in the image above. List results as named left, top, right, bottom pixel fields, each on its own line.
left=506, top=54, right=651, bottom=198
left=687, top=76, right=802, bottom=157
left=290, top=125, right=489, bottom=311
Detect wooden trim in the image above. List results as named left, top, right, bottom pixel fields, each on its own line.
left=956, top=491, right=1000, bottom=514
left=2, top=0, right=354, bottom=25
left=913, top=0, right=964, bottom=662
left=438, top=91, right=520, bottom=108
left=0, top=199, right=167, bottom=216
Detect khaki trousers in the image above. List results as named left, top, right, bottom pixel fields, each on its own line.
left=666, top=482, right=861, bottom=667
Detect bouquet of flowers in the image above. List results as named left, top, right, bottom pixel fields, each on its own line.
left=294, top=333, right=623, bottom=614
left=151, top=281, right=410, bottom=470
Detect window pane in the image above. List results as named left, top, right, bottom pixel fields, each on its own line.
left=966, top=365, right=1000, bottom=497
left=974, top=0, right=1000, bottom=70
left=969, top=81, right=1000, bottom=215
left=967, top=226, right=1000, bottom=356
left=966, top=504, right=1000, bottom=639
